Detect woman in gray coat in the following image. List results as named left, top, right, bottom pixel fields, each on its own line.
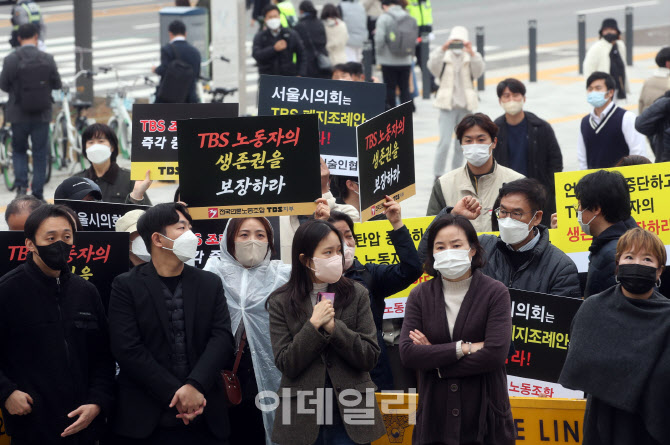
left=400, top=214, right=515, bottom=445
left=266, top=220, right=386, bottom=445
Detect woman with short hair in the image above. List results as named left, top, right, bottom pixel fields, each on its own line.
left=400, top=214, right=515, bottom=445
left=560, top=227, right=670, bottom=445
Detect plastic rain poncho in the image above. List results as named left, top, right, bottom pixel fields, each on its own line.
left=203, top=219, right=290, bottom=445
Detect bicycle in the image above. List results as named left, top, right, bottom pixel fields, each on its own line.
left=199, top=55, right=238, bottom=103
left=51, top=70, right=96, bottom=174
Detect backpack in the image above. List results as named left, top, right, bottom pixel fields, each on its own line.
left=385, top=12, right=418, bottom=57
left=16, top=49, right=53, bottom=113
left=156, top=44, right=195, bottom=103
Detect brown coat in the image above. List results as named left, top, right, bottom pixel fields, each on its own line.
left=400, top=270, right=515, bottom=445
left=267, top=281, right=387, bottom=445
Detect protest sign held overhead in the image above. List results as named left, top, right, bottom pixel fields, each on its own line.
left=357, top=101, right=416, bottom=222
left=55, top=199, right=150, bottom=231
left=257, top=75, right=386, bottom=176
left=130, top=103, right=238, bottom=181
left=177, top=114, right=322, bottom=220
left=506, top=288, right=583, bottom=399
left=0, top=231, right=129, bottom=309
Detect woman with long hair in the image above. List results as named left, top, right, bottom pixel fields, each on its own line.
left=266, top=220, right=386, bottom=445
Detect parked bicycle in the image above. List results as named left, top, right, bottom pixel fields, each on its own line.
left=51, top=70, right=96, bottom=173
left=199, top=55, right=238, bottom=103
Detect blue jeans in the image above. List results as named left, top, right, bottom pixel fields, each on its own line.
left=12, top=121, right=49, bottom=199
left=314, top=424, right=364, bottom=445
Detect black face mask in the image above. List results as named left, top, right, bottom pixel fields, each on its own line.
left=603, top=33, right=618, bottom=43
left=35, top=241, right=71, bottom=272
left=617, top=264, right=658, bottom=295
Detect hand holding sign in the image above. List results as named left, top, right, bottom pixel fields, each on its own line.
left=314, top=198, right=330, bottom=220
left=382, top=195, right=403, bottom=230
left=130, top=170, right=152, bottom=201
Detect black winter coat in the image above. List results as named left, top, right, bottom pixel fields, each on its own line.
left=479, top=225, right=581, bottom=298
left=0, top=257, right=115, bottom=443
left=253, top=27, right=307, bottom=77
left=294, top=14, right=330, bottom=78
left=154, top=40, right=201, bottom=104
left=493, top=112, right=563, bottom=225
left=344, top=225, right=423, bottom=390
left=584, top=218, right=637, bottom=298
left=635, top=95, right=670, bottom=162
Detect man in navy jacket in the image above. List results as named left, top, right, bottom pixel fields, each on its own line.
left=154, top=20, right=201, bottom=103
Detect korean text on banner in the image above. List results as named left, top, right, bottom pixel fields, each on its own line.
left=176, top=114, right=322, bottom=220
left=130, top=102, right=238, bottom=181
left=257, top=75, right=386, bottom=176
left=357, top=102, right=416, bottom=222
left=554, top=162, right=670, bottom=254
left=55, top=199, right=150, bottom=232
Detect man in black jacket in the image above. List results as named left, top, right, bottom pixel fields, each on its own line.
left=0, top=204, right=115, bottom=445
left=154, top=20, right=201, bottom=103
left=635, top=91, right=670, bottom=163
left=108, top=203, right=234, bottom=444
left=293, top=1, right=330, bottom=78
left=252, top=4, right=307, bottom=77
left=0, top=23, right=61, bottom=200
left=493, top=78, right=563, bottom=227
left=575, top=170, right=635, bottom=298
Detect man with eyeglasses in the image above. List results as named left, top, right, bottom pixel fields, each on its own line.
left=419, top=178, right=580, bottom=298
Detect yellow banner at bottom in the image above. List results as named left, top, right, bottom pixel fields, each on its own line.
left=130, top=161, right=179, bottom=181
left=188, top=202, right=317, bottom=220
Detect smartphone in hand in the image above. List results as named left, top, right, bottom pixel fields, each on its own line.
left=318, top=292, right=335, bottom=304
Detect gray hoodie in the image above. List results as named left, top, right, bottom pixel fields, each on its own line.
left=374, top=5, right=413, bottom=66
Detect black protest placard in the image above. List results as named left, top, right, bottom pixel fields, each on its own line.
left=130, top=103, right=238, bottom=181
left=0, top=231, right=129, bottom=309
left=356, top=101, right=416, bottom=222
left=177, top=114, right=322, bottom=220
left=257, top=75, right=386, bottom=176
left=190, top=217, right=281, bottom=268
left=506, top=288, right=583, bottom=383
left=55, top=199, right=150, bottom=231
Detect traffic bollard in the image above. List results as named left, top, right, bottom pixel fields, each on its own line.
left=578, top=14, right=586, bottom=74
left=363, top=40, right=374, bottom=82
left=476, top=26, right=485, bottom=91
left=529, top=20, right=537, bottom=82
left=420, top=33, right=430, bottom=99
left=625, top=6, right=633, bottom=66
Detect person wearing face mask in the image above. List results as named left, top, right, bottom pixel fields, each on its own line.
left=329, top=196, right=422, bottom=390
left=0, top=204, right=115, bottom=445
left=203, top=217, right=291, bottom=445
left=108, top=203, right=235, bottom=444
left=399, top=214, right=514, bottom=445
left=427, top=113, right=524, bottom=232
left=253, top=4, right=307, bottom=77
left=115, top=209, right=150, bottom=269
left=560, top=227, right=670, bottom=445
left=583, top=18, right=630, bottom=101
left=73, top=123, right=152, bottom=205
left=493, top=78, right=563, bottom=226
left=577, top=72, right=647, bottom=170
left=574, top=170, right=637, bottom=299
left=427, top=25, right=485, bottom=178
left=266, top=220, right=386, bottom=445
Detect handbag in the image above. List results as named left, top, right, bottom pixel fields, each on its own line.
left=221, top=330, right=246, bottom=406
left=304, top=29, right=332, bottom=71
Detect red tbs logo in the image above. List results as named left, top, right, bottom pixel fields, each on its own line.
left=371, top=205, right=376, bottom=216
left=208, top=208, right=219, bottom=219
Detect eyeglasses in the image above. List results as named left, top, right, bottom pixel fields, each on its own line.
left=494, top=207, right=533, bottom=220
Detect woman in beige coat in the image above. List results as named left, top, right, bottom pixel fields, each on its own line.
left=321, top=4, right=349, bottom=66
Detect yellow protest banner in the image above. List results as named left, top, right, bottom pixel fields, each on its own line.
left=554, top=163, right=670, bottom=253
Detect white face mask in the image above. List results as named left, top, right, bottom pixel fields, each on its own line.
left=235, top=240, right=268, bottom=268
left=433, top=248, right=472, bottom=280
left=577, top=210, right=596, bottom=236
left=131, top=237, right=151, bottom=263
left=160, top=230, right=198, bottom=263
left=266, top=18, right=281, bottom=31
left=462, top=142, right=492, bottom=167
left=343, top=243, right=355, bottom=270
left=86, top=143, right=112, bottom=165
left=451, top=49, right=463, bottom=55
left=501, top=100, right=524, bottom=116
left=498, top=213, right=537, bottom=246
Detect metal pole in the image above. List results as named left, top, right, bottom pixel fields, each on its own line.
left=529, top=20, right=537, bottom=83
left=362, top=40, right=373, bottom=82
left=625, top=6, right=633, bottom=66
left=420, top=33, right=430, bottom=99
left=73, top=0, right=93, bottom=102
left=476, top=26, right=485, bottom=91
left=578, top=14, right=586, bottom=74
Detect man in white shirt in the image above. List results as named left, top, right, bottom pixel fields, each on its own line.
left=577, top=71, right=646, bottom=170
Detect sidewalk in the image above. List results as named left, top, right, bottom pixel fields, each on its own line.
left=0, top=42, right=666, bottom=229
